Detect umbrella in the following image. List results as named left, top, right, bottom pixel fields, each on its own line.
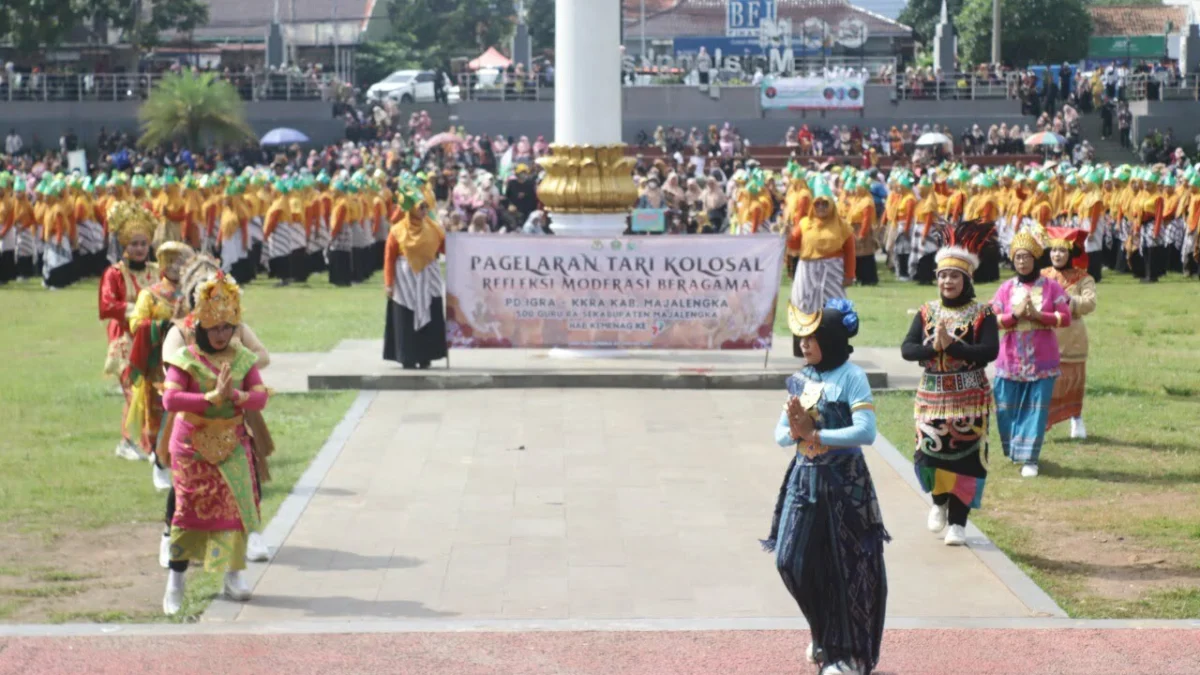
left=426, top=132, right=464, bottom=148
left=261, top=128, right=310, bottom=146
left=1024, top=131, right=1066, bottom=147
left=915, top=132, right=952, bottom=147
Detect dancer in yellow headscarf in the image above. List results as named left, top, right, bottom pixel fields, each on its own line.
left=383, top=180, right=447, bottom=370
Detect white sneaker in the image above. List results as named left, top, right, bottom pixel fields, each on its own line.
left=114, top=440, right=145, bottom=461
left=927, top=503, right=948, bottom=533
left=162, top=570, right=186, bottom=616
left=1021, top=463, right=1039, bottom=478
left=944, top=524, right=967, bottom=546
left=806, top=642, right=825, bottom=664
left=151, top=460, right=172, bottom=491
left=246, top=532, right=270, bottom=562
left=1070, top=417, right=1087, bottom=440
left=223, top=571, right=252, bottom=601
left=821, top=660, right=862, bottom=675
left=158, top=534, right=171, bottom=569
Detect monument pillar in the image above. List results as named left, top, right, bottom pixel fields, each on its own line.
left=932, top=0, right=957, bottom=77
left=537, top=0, right=637, bottom=237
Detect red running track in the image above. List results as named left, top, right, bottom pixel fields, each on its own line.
left=2, top=629, right=1198, bottom=674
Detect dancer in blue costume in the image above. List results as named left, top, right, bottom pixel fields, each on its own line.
left=763, top=298, right=889, bottom=675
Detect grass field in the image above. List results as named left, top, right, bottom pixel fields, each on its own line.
left=830, top=269, right=1200, bottom=619
left=2, top=261, right=1198, bottom=621
left=0, top=277, right=355, bottom=623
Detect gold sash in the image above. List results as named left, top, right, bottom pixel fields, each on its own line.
left=182, top=412, right=244, bottom=465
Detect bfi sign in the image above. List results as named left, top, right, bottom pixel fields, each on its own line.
left=726, top=0, right=777, bottom=38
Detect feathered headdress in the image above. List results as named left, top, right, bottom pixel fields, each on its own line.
left=935, top=219, right=996, bottom=275
left=193, top=271, right=242, bottom=329
left=108, top=201, right=159, bottom=248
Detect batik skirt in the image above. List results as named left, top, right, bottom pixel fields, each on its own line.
left=169, top=443, right=261, bottom=573
left=762, top=450, right=889, bottom=674
left=994, top=377, right=1057, bottom=464
left=1046, top=361, right=1086, bottom=430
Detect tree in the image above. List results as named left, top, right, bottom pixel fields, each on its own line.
left=138, top=73, right=255, bottom=150
left=93, top=0, right=211, bottom=52
left=527, top=0, right=555, bottom=52
left=898, top=0, right=966, bottom=44
left=1, top=0, right=209, bottom=53
left=384, top=0, right=515, bottom=66
left=956, top=0, right=1093, bottom=67
left=0, top=0, right=87, bottom=52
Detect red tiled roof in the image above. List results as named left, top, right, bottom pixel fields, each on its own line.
left=626, top=0, right=912, bottom=40
left=1088, top=6, right=1189, bottom=37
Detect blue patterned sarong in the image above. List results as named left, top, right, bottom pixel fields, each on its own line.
left=994, top=377, right=1057, bottom=464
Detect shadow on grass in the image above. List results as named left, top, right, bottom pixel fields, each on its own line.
left=1038, top=459, right=1200, bottom=485
left=1065, top=435, right=1195, bottom=455
left=1007, top=550, right=1200, bottom=583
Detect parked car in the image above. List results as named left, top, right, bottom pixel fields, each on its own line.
left=367, top=69, right=460, bottom=104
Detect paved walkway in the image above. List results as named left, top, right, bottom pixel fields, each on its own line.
left=208, top=389, right=1045, bottom=624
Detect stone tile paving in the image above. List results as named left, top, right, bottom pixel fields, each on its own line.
left=231, top=390, right=1030, bottom=622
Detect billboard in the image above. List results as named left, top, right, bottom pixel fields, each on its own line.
left=727, top=0, right=777, bottom=38
left=444, top=234, right=784, bottom=350
left=760, top=74, right=867, bottom=110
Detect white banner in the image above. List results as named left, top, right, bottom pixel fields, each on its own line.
left=761, top=74, right=866, bottom=110
left=445, top=234, right=785, bottom=350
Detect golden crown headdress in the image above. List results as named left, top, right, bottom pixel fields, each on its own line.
left=1010, top=229, right=1045, bottom=260
left=193, top=272, right=243, bottom=329
left=107, top=201, right=159, bottom=248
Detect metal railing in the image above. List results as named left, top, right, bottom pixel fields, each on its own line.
left=456, top=71, right=554, bottom=102
left=894, top=72, right=1022, bottom=101
left=1126, top=73, right=1200, bottom=102
left=0, top=72, right=343, bottom=103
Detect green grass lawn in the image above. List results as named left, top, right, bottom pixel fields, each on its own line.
left=833, top=268, right=1200, bottom=619
left=3, top=262, right=1198, bottom=621
left=0, top=277, right=355, bottom=623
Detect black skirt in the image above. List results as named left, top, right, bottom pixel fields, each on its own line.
left=0, top=250, right=15, bottom=283
left=230, top=256, right=256, bottom=286
left=307, top=250, right=327, bottom=274
left=16, top=256, right=35, bottom=279
left=383, top=298, right=448, bottom=367
left=327, top=250, right=353, bottom=287
left=249, top=242, right=264, bottom=280
left=974, top=244, right=1001, bottom=284
left=855, top=255, right=878, bottom=286
left=913, top=252, right=936, bottom=285
left=353, top=247, right=371, bottom=283
left=43, top=260, right=76, bottom=288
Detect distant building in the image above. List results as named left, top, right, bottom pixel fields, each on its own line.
left=1086, top=4, right=1191, bottom=68
left=622, top=0, right=913, bottom=69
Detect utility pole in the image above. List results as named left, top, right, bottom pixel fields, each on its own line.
left=641, top=0, right=647, bottom=61
left=991, top=0, right=1001, bottom=65
left=332, top=0, right=339, bottom=81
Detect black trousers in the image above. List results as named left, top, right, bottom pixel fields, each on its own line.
left=933, top=493, right=971, bottom=527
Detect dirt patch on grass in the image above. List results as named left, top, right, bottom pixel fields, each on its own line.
left=1002, top=492, right=1200, bottom=604
left=0, top=523, right=165, bottom=623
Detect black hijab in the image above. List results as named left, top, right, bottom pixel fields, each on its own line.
left=811, top=306, right=857, bottom=372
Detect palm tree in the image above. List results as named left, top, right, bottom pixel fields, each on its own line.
left=138, top=72, right=256, bottom=150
